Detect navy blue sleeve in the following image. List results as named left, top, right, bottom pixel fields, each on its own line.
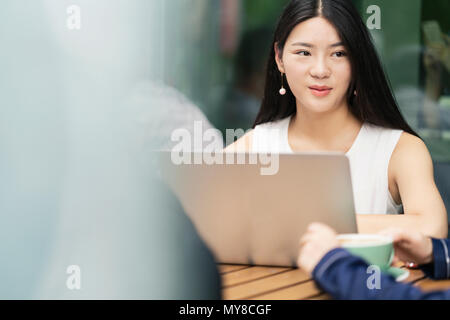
left=419, top=238, right=450, bottom=280
left=312, top=248, right=450, bottom=300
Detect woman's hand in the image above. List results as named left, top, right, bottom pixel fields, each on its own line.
left=379, top=228, right=434, bottom=266
left=297, top=223, right=340, bottom=275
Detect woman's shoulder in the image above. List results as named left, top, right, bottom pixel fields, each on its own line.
left=380, top=125, right=430, bottom=166
left=390, top=131, right=432, bottom=178
left=394, top=131, right=429, bottom=158
left=361, top=123, right=429, bottom=168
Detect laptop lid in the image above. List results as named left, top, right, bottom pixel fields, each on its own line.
left=159, top=152, right=358, bottom=267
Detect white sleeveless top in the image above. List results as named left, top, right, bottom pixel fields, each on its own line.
left=252, top=115, right=404, bottom=215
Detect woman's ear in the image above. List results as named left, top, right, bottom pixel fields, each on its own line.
left=274, top=42, right=285, bottom=73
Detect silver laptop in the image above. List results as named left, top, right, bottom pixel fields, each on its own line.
left=158, top=152, right=358, bottom=267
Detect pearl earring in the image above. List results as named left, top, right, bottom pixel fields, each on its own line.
left=279, top=72, right=286, bottom=95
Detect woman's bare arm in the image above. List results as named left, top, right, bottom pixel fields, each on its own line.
left=357, top=133, right=448, bottom=238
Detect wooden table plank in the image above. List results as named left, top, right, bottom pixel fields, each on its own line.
left=222, top=268, right=310, bottom=300
left=249, top=280, right=322, bottom=300
left=308, top=293, right=332, bottom=300
left=219, top=263, right=447, bottom=300
left=218, top=264, right=251, bottom=274
left=222, top=266, right=291, bottom=288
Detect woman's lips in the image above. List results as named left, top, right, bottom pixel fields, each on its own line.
left=309, top=87, right=332, bottom=97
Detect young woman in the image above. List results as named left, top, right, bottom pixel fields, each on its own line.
left=225, top=0, right=448, bottom=238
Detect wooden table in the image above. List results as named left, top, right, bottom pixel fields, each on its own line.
left=218, top=263, right=450, bottom=300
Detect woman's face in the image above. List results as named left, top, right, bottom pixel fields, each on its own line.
left=275, top=17, right=352, bottom=114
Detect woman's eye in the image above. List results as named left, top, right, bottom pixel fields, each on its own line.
left=296, top=51, right=311, bottom=56
left=333, top=51, right=347, bottom=57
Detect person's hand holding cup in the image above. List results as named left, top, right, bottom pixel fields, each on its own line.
left=378, top=228, right=434, bottom=267
left=297, top=223, right=340, bottom=275
left=297, top=224, right=433, bottom=277
left=298, top=223, right=396, bottom=275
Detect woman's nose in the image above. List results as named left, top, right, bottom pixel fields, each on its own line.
left=310, top=58, right=331, bottom=79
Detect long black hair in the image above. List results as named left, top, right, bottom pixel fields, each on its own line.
left=253, top=0, right=419, bottom=138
